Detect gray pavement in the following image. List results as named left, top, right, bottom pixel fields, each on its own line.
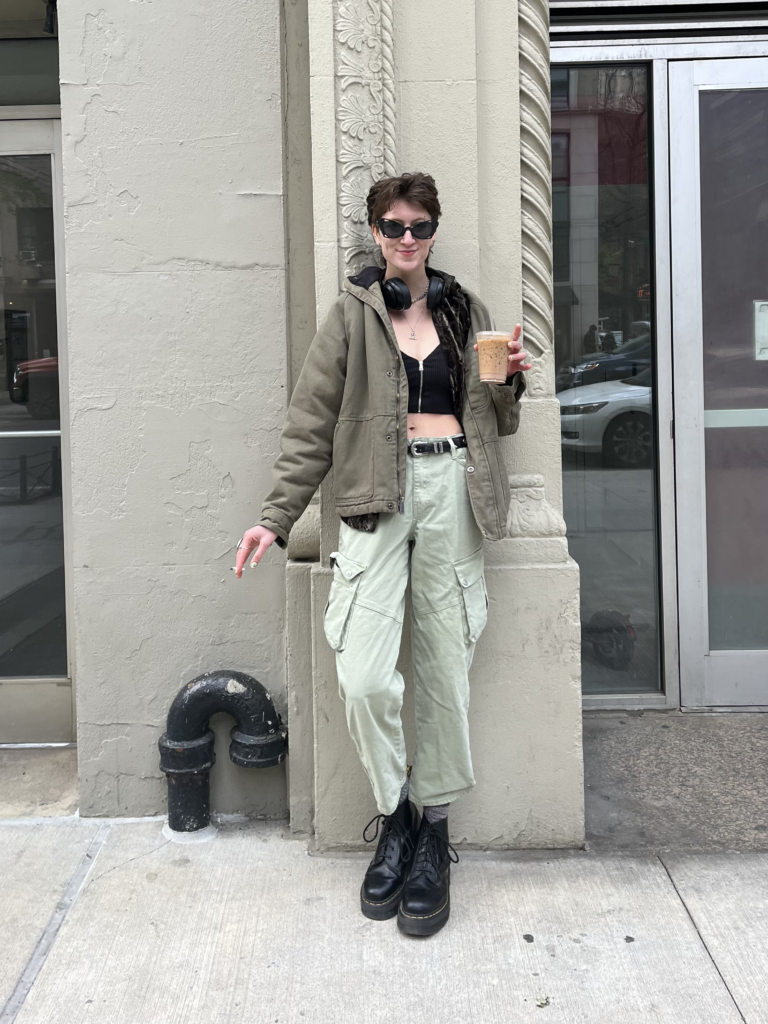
left=584, top=711, right=768, bottom=852
left=1, top=816, right=765, bottom=1024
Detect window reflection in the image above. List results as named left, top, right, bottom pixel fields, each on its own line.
left=551, top=65, right=661, bottom=693
left=0, top=39, right=60, bottom=106
left=0, top=156, right=59, bottom=431
left=0, top=154, right=66, bottom=677
left=699, top=90, right=768, bottom=651
left=0, top=436, right=65, bottom=676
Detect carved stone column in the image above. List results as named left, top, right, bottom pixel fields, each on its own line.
left=300, top=0, right=585, bottom=849
left=519, top=0, right=554, bottom=400
left=312, top=0, right=399, bottom=568
left=334, top=0, right=397, bottom=278
left=296, top=0, right=402, bottom=838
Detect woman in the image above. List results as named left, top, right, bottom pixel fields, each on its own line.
left=235, top=172, right=531, bottom=936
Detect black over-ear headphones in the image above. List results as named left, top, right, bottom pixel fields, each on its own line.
left=381, top=275, right=445, bottom=311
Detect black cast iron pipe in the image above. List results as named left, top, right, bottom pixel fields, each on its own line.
left=158, top=670, right=288, bottom=832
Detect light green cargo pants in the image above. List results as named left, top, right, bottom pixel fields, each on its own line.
left=322, top=437, right=488, bottom=816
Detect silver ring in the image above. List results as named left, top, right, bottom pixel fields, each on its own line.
left=236, top=541, right=247, bottom=550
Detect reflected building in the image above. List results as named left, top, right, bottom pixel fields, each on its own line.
left=552, top=66, right=651, bottom=373
left=0, top=152, right=65, bottom=679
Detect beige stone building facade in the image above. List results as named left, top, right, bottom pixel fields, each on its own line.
left=8, top=0, right=765, bottom=847
left=0, top=0, right=583, bottom=847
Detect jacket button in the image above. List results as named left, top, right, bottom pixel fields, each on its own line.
left=386, top=434, right=392, bottom=441
left=466, top=465, right=475, bottom=473
left=461, top=578, right=469, bottom=587
left=386, top=370, right=393, bottom=377
left=387, top=502, right=394, bottom=509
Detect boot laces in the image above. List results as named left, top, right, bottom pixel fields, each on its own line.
left=363, top=812, right=414, bottom=865
left=413, top=819, right=459, bottom=875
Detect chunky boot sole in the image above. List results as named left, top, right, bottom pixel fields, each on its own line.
left=397, top=895, right=450, bottom=936
left=360, top=880, right=405, bottom=921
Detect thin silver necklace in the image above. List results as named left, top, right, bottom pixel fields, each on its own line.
left=402, top=285, right=429, bottom=342
left=402, top=303, right=427, bottom=342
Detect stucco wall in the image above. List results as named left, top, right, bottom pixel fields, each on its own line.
left=59, top=0, right=290, bottom=816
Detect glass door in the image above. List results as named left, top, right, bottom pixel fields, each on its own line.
left=671, top=59, right=768, bottom=706
left=0, top=118, right=71, bottom=739
left=551, top=64, right=662, bottom=696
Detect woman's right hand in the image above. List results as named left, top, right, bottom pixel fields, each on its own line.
left=233, top=525, right=278, bottom=578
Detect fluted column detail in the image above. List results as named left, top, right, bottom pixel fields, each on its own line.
left=518, top=0, right=553, bottom=397
left=379, top=0, right=396, bottom=177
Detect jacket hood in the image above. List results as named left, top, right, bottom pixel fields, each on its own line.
left=346, top=265, right=456, bottom=293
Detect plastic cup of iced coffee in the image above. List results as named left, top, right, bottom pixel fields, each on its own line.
left=476, top=331, right=513, bottom=383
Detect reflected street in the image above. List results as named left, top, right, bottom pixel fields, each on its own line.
left=563, top=453, right=658, bottom=691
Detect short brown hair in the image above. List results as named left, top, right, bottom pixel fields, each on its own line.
left=366, top=172, right=441, bottom=226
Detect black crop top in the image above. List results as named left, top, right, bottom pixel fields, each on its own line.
left=401, top=345, right=454, bottom=415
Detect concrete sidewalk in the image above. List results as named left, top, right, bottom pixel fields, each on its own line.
left=1, top=817, right=765, bottom=1024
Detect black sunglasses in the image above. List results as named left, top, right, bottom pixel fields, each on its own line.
left=376, top=218, right=439, bottom=240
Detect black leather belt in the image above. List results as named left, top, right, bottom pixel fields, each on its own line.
left=407, top=434, right=467, bottom=456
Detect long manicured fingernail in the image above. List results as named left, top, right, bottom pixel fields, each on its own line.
left=250, top=561, right=258, bottom=568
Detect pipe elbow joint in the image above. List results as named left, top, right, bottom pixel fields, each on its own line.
left=159, top=669, right=287, bottom=769
left=158, top=670, right=288, bottom=833
left=230, top=726, right=286, bottom=768
left=158, top=730, right=216, bottom=776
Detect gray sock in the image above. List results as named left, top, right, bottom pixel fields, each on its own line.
left=397, top=776, right=410, bottom=806
left=423, top=803, right=449, bottom=824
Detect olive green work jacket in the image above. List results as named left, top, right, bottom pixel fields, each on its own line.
left=257, top=272, right=525, bottom=548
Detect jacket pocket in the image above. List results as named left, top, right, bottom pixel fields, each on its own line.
left=332, top=418, right=375, bottom=502
left=453, top=547, right=488, bottom=644
left=323, top=551, right=367, bottom=651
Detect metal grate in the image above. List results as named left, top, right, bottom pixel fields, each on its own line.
left=550, top=0, right=768, bottom=39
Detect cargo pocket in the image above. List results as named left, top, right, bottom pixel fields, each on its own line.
left=323, top=551, right=368, bottom=651
left=453, top=547, right=488, bottom=644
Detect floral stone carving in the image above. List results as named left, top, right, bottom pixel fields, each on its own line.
left=506, top=474, right=566, bottom=538
left=334, top=0, right=396, bottom=277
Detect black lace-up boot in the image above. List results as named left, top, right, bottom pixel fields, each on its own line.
left=360, top=800, right=419, bottom=920
left=397, top=816, right=458, bottom=936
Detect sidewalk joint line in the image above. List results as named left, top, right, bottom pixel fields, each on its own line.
left=0, top=822, right=111, bottom=1024
left=0, top=814, right=166, bottom=828
left=657, top=854, right=747, bottom=1024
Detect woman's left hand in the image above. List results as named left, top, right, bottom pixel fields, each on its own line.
left=473, top=323, right=533, bottom=376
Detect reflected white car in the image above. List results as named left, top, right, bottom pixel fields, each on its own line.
left=558, top=369, right=653, bottom=468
